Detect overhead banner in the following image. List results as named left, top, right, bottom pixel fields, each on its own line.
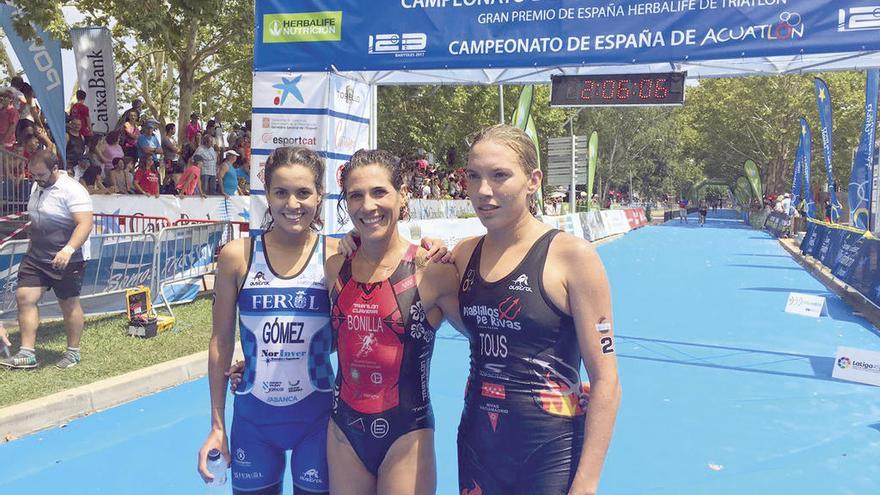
left=799, top=117, right=816, bottom=218
left=849, top=69, right=878, bottom=230
left=254, top=1, right=880, bottom=73
left=813, top=78, right=841, bottom=222
left=0, top=4, right=66, bottom=164
left=71, top=27, right=119, bottom=134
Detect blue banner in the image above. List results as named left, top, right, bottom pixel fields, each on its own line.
left=0, top=5, right=66, bottom=165
left=790, top=123, right=803, bottom=215
left=842, top=236, right=880, bottom=307
left=813, top=78, right=842, bottom=222
left=831, top=230, right=866, bottom=280
left=799, top=117, right=815, bottom=218
left=255, top=1, right=880, bottom=72
left=849, top=69, right=879, bottom=229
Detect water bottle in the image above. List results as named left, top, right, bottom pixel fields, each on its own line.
left=205, top=448, right=227, bottom=490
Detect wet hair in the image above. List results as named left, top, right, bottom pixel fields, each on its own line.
left=262, top=146, right=325, bottom=232
left=337, top=148, right=407, bottom=224
left=468, top=124, right=540, bottom=216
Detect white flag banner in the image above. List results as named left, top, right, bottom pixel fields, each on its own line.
left=71, top=27, right=119, bottom=133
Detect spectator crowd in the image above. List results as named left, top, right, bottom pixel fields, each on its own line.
left=1, top=76, right=251, bottom=199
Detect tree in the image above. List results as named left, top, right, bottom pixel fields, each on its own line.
left=11, top=0, right=253, bottom=142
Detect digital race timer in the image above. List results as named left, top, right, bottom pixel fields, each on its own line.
left=550, top=72, right=686, bottom=107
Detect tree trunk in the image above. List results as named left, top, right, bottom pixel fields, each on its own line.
left=0, top=38, right=19, bottom=80
left=177, top=60, right=195, bottom=146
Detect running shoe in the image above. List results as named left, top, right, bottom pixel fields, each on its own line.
left=0, top=351, right=38, bottom=369
left=55, top=351, right=80, bottom=369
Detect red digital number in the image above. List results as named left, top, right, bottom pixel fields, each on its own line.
left=655, top=78, right=668, bottom=99
left=580, top=80, right=593, bottom=100
left=601, top=80, right=615, bottom=100
left=617, top=79, right=630, bottom=100
left=638, top=79, right=652, bottom=100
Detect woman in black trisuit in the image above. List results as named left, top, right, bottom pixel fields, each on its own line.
left=452, top=125, right=621, bottom=495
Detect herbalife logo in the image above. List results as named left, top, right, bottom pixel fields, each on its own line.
left=263, top=12, right=343, bottom=43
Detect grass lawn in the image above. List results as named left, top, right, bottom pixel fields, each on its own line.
left=0, top=296, right=213, bottom=409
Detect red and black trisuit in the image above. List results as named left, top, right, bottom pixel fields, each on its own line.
left=330, top=243, right=436, bottom=475
left=458, top=229, right=589, bottom=495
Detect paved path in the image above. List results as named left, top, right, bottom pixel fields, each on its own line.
left=2, top=211, right=878, bottom=494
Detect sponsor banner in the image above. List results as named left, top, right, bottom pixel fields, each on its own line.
left=71, top=27, right=119, bottom=133
left=764, top=211, right=791, bottom=237
left=849, top=69, right=879, bottom=229
left=252, top=71, right=329, bottom=109
left=601, top=209, right=631, bottom=236
left=813, top=79, right=842, bottom=222
left=398, top=217, right=487, bottom=250
left=580, top=210, right=606, bottom=241
left=624, top=208, right=647, bottom=229
left=840, top=234, right=880, bottom=308
left=831, top=230, right=866, bottom=280
left=90, top=195, right=251, bottom=227
left=799, top=118, right=816, bottom=218
left=254, top=1, right=880, bottom=73
left=833, top=346, right=880, bottom=387
left=790, top=126, right=803, bottom=215
left=408, top=199, right=475, bottom=220
left=543, top=213, right=582, bottom=238
left=0, top=5, right=66, bottom=165
left=252, top=111, right=327, bottom=153
left=744, top=159, right=763, bottom=205
left=784, top=292, right=827, bottom=318
left=817, top=226, right=845, bottom=267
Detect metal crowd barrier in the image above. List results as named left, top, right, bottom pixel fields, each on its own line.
left=92, top=213, right=172, bottom=235
left=172, top=218, right=248, bottom=242
left=153, top=222, right=231, bottom=320
left=0, top=223, right=229, bottom=320
left=0, top=149, right=32, bottom=217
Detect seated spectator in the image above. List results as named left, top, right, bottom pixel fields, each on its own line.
left=137, top=120, right=162, bottom=166
left=121, top=109, right=140, bottom=158
left=103, top=131, right=124, bottom=181
left=80, top=164, right=115, bottom=194
left=185, top=112, right=201, bottom=146
left=70, top=90, right=92, bottom=138
left=88, top=134, right=111, bottom=173
left=0, top=89, right=19, bottom=152
left=108, top=157, right=132, bottom=194
left=218, top=150, right=242, bottom=198
left=65, top=117, right=86, bottom=169
left=162, top=123, right=181, bottom=175
left=70, top=157, right=91, bottom=183
left=177, top=154, right=204, bottom=197
left=133, top=157, right=160, bottom=197
left=194, top=134, right=217, bottom=195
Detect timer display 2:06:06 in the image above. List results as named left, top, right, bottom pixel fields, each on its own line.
left=551, top=72, right=686, bottom=107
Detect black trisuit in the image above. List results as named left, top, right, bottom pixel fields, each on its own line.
left=458, top=230, right=588, bottom=495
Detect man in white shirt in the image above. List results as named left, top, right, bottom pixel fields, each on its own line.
left=0, top=150, right=94, bottom=370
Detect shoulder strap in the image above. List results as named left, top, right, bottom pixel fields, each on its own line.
left=522, top=229, right=561, bottom=270
left=463, top=236, right=486, bottom=274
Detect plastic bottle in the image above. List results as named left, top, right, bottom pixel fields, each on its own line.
left=205, top=448, right=227, bottom=491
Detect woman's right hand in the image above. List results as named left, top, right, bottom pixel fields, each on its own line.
left=225, top=360, right=245, bottom=392
left=197, top=428, right=230, bottom=483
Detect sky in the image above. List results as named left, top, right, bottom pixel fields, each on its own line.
left=2, top=6, right=94, bottom=108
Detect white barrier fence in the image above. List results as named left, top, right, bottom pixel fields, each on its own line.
left=0, top=223, right=230, bottom=320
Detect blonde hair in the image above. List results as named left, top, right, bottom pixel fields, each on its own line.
left=468, top=124, right=540, bottom=215
left=468, top=124, right=538, bottom=175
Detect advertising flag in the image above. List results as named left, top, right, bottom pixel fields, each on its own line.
left=790, top=133, right=803, bottom=215
left=587, top=131, right=598, bottom=210
left=0, top=5, right=66, bottom=165
left=511, top=85, right=543, bottom=212
left=814, top=78, right=842, bottom=222
left=849, top=69, right=879, bottom=229
left=71, top=27, right=119, bottom=134
left=799, top=117, right=816, bottom=218
left=735, top=177, right=752, bottom=206
left=743, top=160, right=763, bottom=203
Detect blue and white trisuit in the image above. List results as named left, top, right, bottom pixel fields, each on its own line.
left=232, top=235, right=334, bottom=494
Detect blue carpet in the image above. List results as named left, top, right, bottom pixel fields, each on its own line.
left=2, top=211, right=878, bottom=494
